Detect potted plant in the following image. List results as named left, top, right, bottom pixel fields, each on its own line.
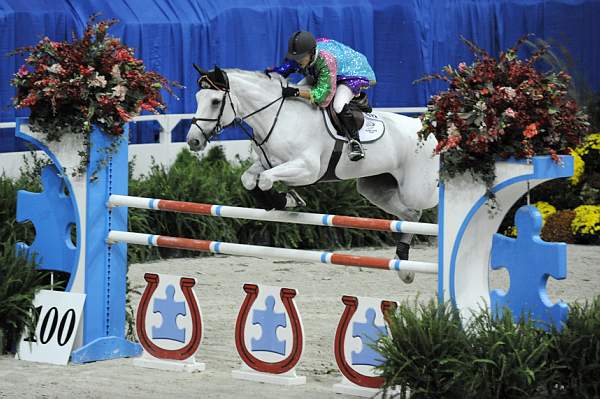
left=417, top=35, right=589, bottom=200
left=10, top=14, right=178, bottom=178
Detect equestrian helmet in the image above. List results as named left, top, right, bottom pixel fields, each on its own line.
left=286, top=31, right=316, bottom=62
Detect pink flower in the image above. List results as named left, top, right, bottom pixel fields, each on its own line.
left=79, top=65, right=95, bottom=77
left=17, top=66, right=29, bottom=77
left=115, top=48, right=133, bottom=62
left=458, top=62, right=467, bottom=72
left=446, top=134, right=461, bottom=149
left=523, top=123, right=538, bottom=138
left=20, top=92, right=38, bottom=107
left=503, top=108, right=516, bottom=118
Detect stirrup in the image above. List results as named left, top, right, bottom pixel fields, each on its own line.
left=348, top=139, right=365, bottom=161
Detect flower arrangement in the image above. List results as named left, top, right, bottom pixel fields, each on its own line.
left=417, top=36, right=589, bottom=191
left=10, top=15, right=177, bottom=175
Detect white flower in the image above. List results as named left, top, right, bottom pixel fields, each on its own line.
left=448, top=123, right=460, bottom=136
left=90, top=74, right=107, bottom=88
left=111, top=84, right=128, bottom=101
left=111, top=65, right=121, bottom=79
left=48, top=63, right=64, bottom=74
left=476, top=100, right=487, bottom=111
left=501, top=86, right=516, bottom=99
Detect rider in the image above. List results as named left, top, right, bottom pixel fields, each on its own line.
left=267, top=31, right=376, bottom=161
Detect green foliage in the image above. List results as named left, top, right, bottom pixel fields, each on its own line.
left=0, top=242, right=53, bottom=354
left=377, top=300, right=476, bottom=399
left=378, top=299, right=600, bottom=398
left=468, top=309, right=555, bottom=398
left=548, top=297, right=600, bottom=398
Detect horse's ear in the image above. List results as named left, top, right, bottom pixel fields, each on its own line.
left=193, top=63, right=208, bottom=76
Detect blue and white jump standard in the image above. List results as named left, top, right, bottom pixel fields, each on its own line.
left=15, top=118, right=573, bottom=368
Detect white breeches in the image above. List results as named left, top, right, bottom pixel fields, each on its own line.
left=332, top=84, right=355, bottom=113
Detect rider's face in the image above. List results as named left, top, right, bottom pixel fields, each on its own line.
left=298, top=53, right=312, bottom=68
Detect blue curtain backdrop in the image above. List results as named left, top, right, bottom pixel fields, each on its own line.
left=1, top=0, right=598, bottom=151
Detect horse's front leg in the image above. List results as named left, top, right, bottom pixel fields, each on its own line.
left=258, top=157, right=319, bottom=191
left=240, top=160, right=265, bottom=190
left=247, top=157, right=318, bottom=210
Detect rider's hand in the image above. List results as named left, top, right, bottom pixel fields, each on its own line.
left=282, top=86, right=300, bottom=98
left=264, top=68, right=273, bottom=79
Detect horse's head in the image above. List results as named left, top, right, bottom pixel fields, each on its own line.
left=187, top=65, right=237, bottom=151
left=187, top=65, right=288, bottom=152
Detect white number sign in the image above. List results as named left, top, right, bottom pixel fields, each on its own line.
left=16, top=290, right=85, bottom=365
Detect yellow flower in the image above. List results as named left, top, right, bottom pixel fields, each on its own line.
left=505, top=225, right=518, bottom=237
left=571, top=205, right=600, bottom=236
left=577, top=132, right=600, bottom=156
left=568, top=149, right=585, bottom=186
left=534, top=201, right=557, bottom=223
left=586, top=132, right=600, bottom=152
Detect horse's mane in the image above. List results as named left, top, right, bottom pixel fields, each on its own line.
left=225, top=68, right=287, bottom=88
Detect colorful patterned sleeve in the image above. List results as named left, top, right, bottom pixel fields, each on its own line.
left=271, top=59, right=300, bottom=78
left=310, top=51, right=337, bottom=107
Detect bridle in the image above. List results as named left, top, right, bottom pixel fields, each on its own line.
left=190, top=71, right=286, bottom=168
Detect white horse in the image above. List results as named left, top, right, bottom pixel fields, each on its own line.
left=186, top=67, right=439, bottom=282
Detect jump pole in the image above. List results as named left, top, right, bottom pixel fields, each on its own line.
left=107, top=230, right=438, bottom=274
left=108, top=195, right=438, bottom=236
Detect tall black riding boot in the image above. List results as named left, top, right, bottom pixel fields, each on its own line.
left=338, top=104, right=365, bottom=161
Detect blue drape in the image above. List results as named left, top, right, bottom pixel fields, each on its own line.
left=1, top=0, right=598, bottom=151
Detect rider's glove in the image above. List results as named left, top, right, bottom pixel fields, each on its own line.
left=264, top=68, right=273, bottom=79
left=282, top=86, right=300, bottom=98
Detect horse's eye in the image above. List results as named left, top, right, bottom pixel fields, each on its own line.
left=212, top=98, right=220, bottom=106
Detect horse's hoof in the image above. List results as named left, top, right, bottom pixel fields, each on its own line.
left=397, top=269, right=415, bottom=284
left=286, top=190, right=306, bottom=208
left=395, top=242, right=414, bottom=284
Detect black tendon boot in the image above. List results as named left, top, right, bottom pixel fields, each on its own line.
left=338, top=104, right=365, bottom=161
left=394, top=233, right=415, bottom=284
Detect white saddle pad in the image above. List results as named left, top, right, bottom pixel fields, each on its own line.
left=358, top=113, right=385, bottom=142
left=323, top=111, right=386, bottom=143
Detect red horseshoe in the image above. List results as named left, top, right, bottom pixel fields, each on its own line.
left=334, top=296, right=395, bottom=388
left=136, top=273, right=202, bottom=360
left=234, top=283, right=304, bottom=374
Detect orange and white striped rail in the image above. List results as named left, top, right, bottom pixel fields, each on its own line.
left=108, top=195, right=438, bottom=236
left=107, top=231, right=438, bottom=274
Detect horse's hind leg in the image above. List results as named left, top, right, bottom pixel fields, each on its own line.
left=357, top=174, right=422, bottom=283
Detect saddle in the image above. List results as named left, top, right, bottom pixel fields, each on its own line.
left=318, top=93, right=385, bottom=182
left=325, top=92, right=372, bottom=136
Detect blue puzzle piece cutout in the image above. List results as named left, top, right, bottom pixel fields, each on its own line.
left=491, top=205, right=568, bottom=331
left=351, top=308, right=388, bottom=366
left=251, top=295, right=287, bottom=355
left=152, top=285, right=187, bottom=343
left=16, top=165, right=77, bottom=279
